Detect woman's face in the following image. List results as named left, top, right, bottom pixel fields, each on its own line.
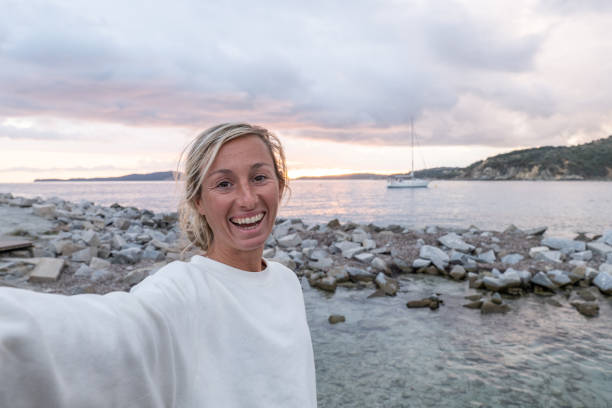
left=196, top=135, right=281, bottom=263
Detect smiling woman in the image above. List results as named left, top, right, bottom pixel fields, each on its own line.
left=0, top=123, right=317, bottom=408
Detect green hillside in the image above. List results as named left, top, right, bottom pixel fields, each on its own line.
left=461, top=136, right=612, bottom=180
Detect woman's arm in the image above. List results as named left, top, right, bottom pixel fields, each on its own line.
left=0, top=266, right=198, bottom=408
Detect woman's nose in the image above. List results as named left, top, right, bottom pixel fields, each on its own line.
left=237, top=182, right=257, bottom=208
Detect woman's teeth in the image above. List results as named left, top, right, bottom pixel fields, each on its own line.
left=231, top=213, right=264, bottom=225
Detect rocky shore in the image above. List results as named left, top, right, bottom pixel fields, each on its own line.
left=1, top=192, right=611, bottom=319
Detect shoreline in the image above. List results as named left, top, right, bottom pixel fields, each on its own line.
left=1, top=192, right=611, bottom=318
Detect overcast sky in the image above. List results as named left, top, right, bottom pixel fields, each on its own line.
left=1, top=0, right=612, bottom=182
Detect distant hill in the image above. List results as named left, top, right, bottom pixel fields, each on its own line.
left=33, top=136, right=612, bottom=182
left=461, top=135, right=612, bottom=180
left=35, top=171, right=177, bottom=182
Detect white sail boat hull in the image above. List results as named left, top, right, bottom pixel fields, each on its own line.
left=387, top=177, right=429, bottom=188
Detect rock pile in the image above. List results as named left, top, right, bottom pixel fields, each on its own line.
left=0, top=193, right=182, bottom=293
left=1, top=193, right=611, bottom=318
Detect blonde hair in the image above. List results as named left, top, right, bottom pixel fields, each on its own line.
left=178, top=123, right=288, bottom=251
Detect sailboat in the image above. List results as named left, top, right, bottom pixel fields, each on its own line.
left=387, top=119, right=430, bottom=188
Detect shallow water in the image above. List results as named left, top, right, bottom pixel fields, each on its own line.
left=2, top=179, right=610, bottom=236
left=304, top=276, right=612, bottom=408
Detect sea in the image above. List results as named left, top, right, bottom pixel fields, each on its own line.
left=1, top=179, right=611, bottom=407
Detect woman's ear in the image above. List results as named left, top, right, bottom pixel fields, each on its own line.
left=195, top=198, right=206, bottom=216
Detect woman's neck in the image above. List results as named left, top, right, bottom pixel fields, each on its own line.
left=205, top=246, right=265, bottom=272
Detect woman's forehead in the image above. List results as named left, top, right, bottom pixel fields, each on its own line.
left=206, top=135, right=275, bottom=172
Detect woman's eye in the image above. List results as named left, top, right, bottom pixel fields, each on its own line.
left=216, top=181, right=231, bottom=189
left=254, top=175, right=267, bottom=182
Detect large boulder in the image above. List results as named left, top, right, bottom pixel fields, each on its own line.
left=71, top=247, right=97, bottom=263
left=501, top=253, right=524, bottom=265
left=593, top=271, right=612, bottom=295
left=481, top=301, right=510, bottom=314
left=113, top=247, right=142, bottom=265
left=419, top=245, right=449, bottom=270
left=449, top=265, right=466, bottom=281
left=482, top=276, right=504, bottom=292
left=570, top=250, right=592, bottom=262
left=500, top=269, right=522, bottom=288
left=371, top=257, right=389, bottom=274
left=374, top=272, right=398, bottom=296
left=587, top=242, right=612, bottom=257
left=541, top=237, right=586, bottom=252
left=477, top=250, right=496, bottom=264
left=354, top=252, right=374, bottom=263
left=277, top=233, right=302, bottom=248
left=547, top=269, right=571, bottom=287
left=346, top=266, right=374, bottom=282
left=32, top=203, right=56, bottom=219
left=570, top=301, right=599, bottom=317
left=438, top=233, right=475, bottom=252
left=533, top=250, right=562, bottom=263
left=531, top=271, right=556, bottom=290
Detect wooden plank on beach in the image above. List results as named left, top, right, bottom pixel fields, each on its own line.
left=0, top=238, right=33, bottom=253
left=28, top=258, right=65, bottom=283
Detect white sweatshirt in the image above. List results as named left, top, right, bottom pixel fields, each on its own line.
left=0, top=256, right=317, bottom=408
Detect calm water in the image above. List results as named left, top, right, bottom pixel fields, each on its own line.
left=1, top=179, right=611, bottom=236
left=1, top=180, right=612, bottom=407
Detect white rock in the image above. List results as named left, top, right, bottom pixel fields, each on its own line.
left=92, top=269, right=113, bottom=282
left=593, top=271, right=612, bottom=295
left=309, top=257, right=333, bottom=271
left=114, top=247, right=142, bottom=264
left=570, top=250, right=592, bottom=261
left=477, top=250, right=496, bottom=264
left=449, top=265, right=466, bottom=280
left=534, top=250, right=562, bottom=263
left=74, top=264, right=93, bottom=278
left=541, top=237, right=585, bottom=252
left=111, top=234, right=127, bottom=250
left=277, top=233, right=302, bottom=248
left=354, top=252, right=374, bottom=263
left=587, top=242, right=612, bottom=257
left=32, top=203, right=56, bottom=218
left=438, top=233, right=475, bottom=252
left=419, top=245, right=449, bottom=270
left=531, top=271, right=555, bottom=290
left=371, top=257, right=389, bottom=273
left=71, top=247, right=97, bottom=263
left=547, top=269, right=571, bottom=287
left=529, top=246, right=549, bottom=258
left=82, top=229, right=101, bottom=247
left=301, top=239, right=318, bottom=249
left=351, top=229, right=369, bottom=244
left=501, top=253, right=524, bottom=265
left=362, top=239, right=376, bottom=250
left=343, top=246, right=364, bottom=259
left=599, top=263, right=612, bottom=274
left=90, top=257, right=111, bottom=270
left=412, top=258, right=431, bottom=268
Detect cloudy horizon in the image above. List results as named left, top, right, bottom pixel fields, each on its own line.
left=2, top=0, right=611, bottom=182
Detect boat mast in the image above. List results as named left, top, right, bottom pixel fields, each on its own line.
left=410, top=118, right=414, bottom=179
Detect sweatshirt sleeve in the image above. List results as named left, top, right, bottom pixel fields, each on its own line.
left=0, top=265, right=199, bottom=408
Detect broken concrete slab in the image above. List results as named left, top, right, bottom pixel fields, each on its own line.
left=27, top=258, right=65, bottom=283
left=0, top=237, right=33, bottom=253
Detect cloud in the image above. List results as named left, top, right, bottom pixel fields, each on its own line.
left=0, top=0, right=610, bottom=150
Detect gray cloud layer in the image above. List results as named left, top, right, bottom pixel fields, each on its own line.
left=1, top=0, right=611, bottom=148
